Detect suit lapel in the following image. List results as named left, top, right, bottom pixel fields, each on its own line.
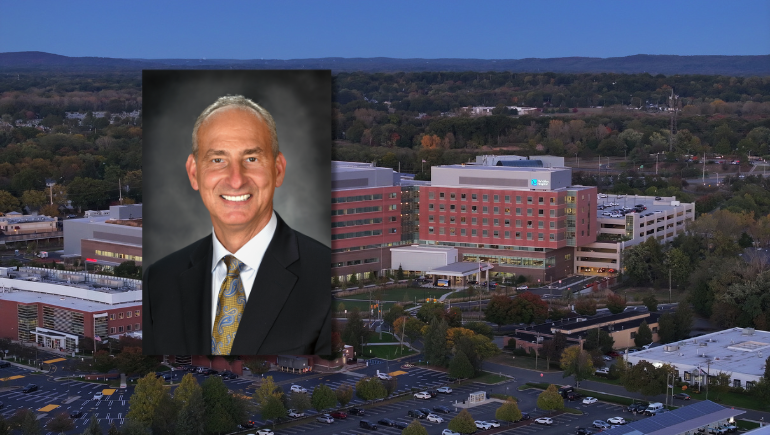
left=178, top=235, right=213, bottom=354
left=231, top=214, right=299, bottom=354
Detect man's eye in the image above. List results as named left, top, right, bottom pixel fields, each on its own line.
left=246, top=157, right=257, bottom=162
left=211, top=158, right=223, bottom=163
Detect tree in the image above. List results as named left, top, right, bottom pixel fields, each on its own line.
left=422, top=318, right=450, bottom=367
left=560, top=346, right=594, bottom=387
left=45, top=412, right=74, bottom=434
left=127, top=373, right=165, bottom=426
left=82, top=415, right=101, bottom=435
left=242, top=357, right=270, bottom=375
left=673, top=304, right=693, bottom=340
left=606, top=293, right=626, bottom=314
left=40, top=204, right=60, bottom=218
left=401, top=419, right=428, bottom=435
left=0, top=191, right=19, bottom=213
left=172, top=373, right=201, bottom=408
left=484, top=295, right=513, bottom=329
left=67, top=177, right=111, bottom=212
left=289, top=391, right=311, bottom=414
left=541, top=332, right=568, bottom=369
left=21, top=190, right=46, bottom=211
left=382, top=377, right=399, bottom=396
left=657, top=313, right=677, bottom=343
left=417, top=301, right=447, bottom=324
left=114, top=261, right=141, bottom=278
left=310, top=383, right=337, bottom=412
left=118, top=419, right=149, bottom=435
left=393, top=316, right=424, bottom=344
left=355, top=377, right=388, bottom=402
left=712, top=372, right=732, bottom=401
left=260, top=395, right=287, bottom=424
left=202, top=376, right=237, bottom=434
left=383, top=305, right=406, bottom=329
left=509, top=292, right=549, bottom=324
left=642, top=295, right=659, bottom=312
left=634, top=321, right=653, bottom=348
left=335, top=384, right=354, bottom=407
left=463, top=321, right=494, bottom=339
left=93, top=350, right=116, bottom=373
left=396, top=265, right=405, bottom=280
left=447, top=409, right=477, bottom=434
left=622, top=360, right=675, bottom=398
left=448, top=349, right=475, bottom=380
left=151, top=390, right=178, bottom=435
left=342, top=308, right=367, bottom=354
left=495, top=398, right=522, bottom=422
left=176, top=387, right=206, bottom=435
left=537, top=384, right=565, bottom=411
left=0, top=415, right=9, bottom=435
left=115, top=346, right=157, bottom=376
left=584, top=328, right=615, bottom=354
left=107, top=423, right=120, bottom=435
left=575, top=297, right=597, bottom=316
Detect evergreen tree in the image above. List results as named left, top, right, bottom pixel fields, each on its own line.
left=423, top=318, right=450, bottom=367
left=448, top=349, right=475, bottom=380
left=107, top=423, right=120, bottom=435
left=127, top=374, right=165, bottom=427
left=176, top=388, right=206, bottom=435
left=634, top=321, right=653, bottom=348
left=642, top=294, right=659, bottom=312
left=0, top=414, right=10, bottom=435
left=495, top=398, right=522, bottom=422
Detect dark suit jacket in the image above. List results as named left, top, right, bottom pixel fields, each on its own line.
left=142, top=214, right=331, bottom=355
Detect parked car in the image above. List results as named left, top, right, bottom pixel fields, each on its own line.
left=674, top=393, right=691, bottom=400
left=567, top=392, right=583, bottom=401
left=607, top=417, right=626, bottom=425
left=442, top=430, right=461, bottom=435
left=607, top=351, right=621, bottom=357
left=70, top=411, right=83, bottom=418
left=256, top=430, right=274, bottom=435
left=287, top=409, right=305, bottom=418
left=487, top=420, right=501, bottom=428
left=433, top=405, right=452, bottom=414
left=475, top=421, right=493, bottom=429
left=376, top=372, right=392, bottom=380
left=0, top=361, right=10, bottom=368
left=377, top=418, right=397, bottom=427
left=22, top=384, right=38, bottom=393
left=414, top=391, right=431, bottom=399
left=219, top=371, right=237, bottom=379
left=576, top=429, right=595, bottom=435
left=437, top=386, right=453, bottom=394
left=515, top=412, right=530, bottom=422
left=393, top=421, right=408, bottom=429
left=237, top=421, right=255, bottom=429
left=290, top=385, right=307, bottom=393
left=401, top=363, right=415, bottom=369
left=625, top=403, right=647, bottom=413
left=407, top=409, right=426, bottom=419
left=516, top=285, right=529, bottom=290
left=316, top=414, right=334, bottom=424
left=93, top=392, right=104, bottom=400
left=359, top=420, right=377, bottom=430
left=427, top=414, right=444, bottom=423
left=330, top=411, right=347, bottom=419
left=418, top=408, right=433, bottom=417
left=348, top=407, right=365, bottom=416
left=595, top=368, right=610, bottom=376
left=602, top=355, right=613, bottom=361
left=583, top=397, right=598, bottom=405
left=593, top=420, right=611, bottom=429
left=535, top=417, right=553, bottom=425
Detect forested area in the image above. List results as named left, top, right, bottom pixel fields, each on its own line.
left=0, top=72, right=142, bottom=214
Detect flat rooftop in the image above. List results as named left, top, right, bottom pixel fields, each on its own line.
left=435, top=164, right=568, bottom=173
left=627, top=327, right=770, bottom=377
left=603, top=400, right=743, bottom=435
left=0, top=288, right=140, bottom=313
left=597, top=194, right=691, bottom=219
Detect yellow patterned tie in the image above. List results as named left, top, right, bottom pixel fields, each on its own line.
left=211, top=255, right=246, bottom=355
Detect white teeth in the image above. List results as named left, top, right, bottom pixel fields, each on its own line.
left=222, top=194, right=251, bottom=202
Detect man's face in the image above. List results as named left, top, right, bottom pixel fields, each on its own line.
left=186, top=107, right=286, bottom=237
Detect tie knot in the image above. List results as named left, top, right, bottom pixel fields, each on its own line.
left=223, top=255, right=243, bottom=275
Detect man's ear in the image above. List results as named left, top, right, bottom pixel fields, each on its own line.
left=185, top=154, right=199, bottom=191
left=274, top=152, right=287, bottom=188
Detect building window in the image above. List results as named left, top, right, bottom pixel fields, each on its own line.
left=483, top=230, right=488, bottom=237
left=429, top=204, right=434, bottom=211
left=126, top=311, right=132, bottom=319
left=505, top=207, right=511, bottom=214
left=110, top=327, right=116, bottom=334
left=493, top=230, right=499, bottom=237
left=118, top=313, right=124, bottom=320
left=747, top=381, right=756, bottom=391
left=494, top=219, right=499, bottom=226
left=652, top=327, right=658, bottom=333
left=450, top=216, right=455, bottom=223
left=550, top=210, right=556, bottom=217
left=450, top=204, right=456, bottom=211
left=429, top=227, right=434, bottom=234
left=550, top=222, right=555, bottom=229
left=429, top=192, right=435, bottom=199
left=110, top=314, right=115, bottom=320
left=135, top=310, right=140, bottom=317
left=527, top=221, right=533, bottom=228
left=539, top=197, right=544, bottom=204
left=516, top=208, right=522, bottom=216
left=549, top=234, right=555, bottom=241
left=505, top=195, right=511, bottom=203
left=461, top=193, right=466, bottom=200
left=461, top=205, right=466, bottom=212
left=389, top=192, right=397, bottom=199
left=516, top=219, right=522, bottom=227
left=390, top=216, right=397, bottom=222
left=494, top=207, right=499, bottom=214
left=429, top=215, right=434, bottom=222
left=527, top=232, right=533, bottom=240
left=472, top=229, right=477, bottom=236
left=440, top=192, right=445, bottom=199
left=483, top=218, right=489, bottom=225
left=461, top=217, right=466, bottom=224
left=506, top=219, right=511, bottom=226
left=135, top=323, right=140, bottom=330
left=450, top=193, right=455, bottom=200
left=472, top=205, right=477, bottom=213
left=390, top=228, right=397, bottom=233
left=439, top=216, right=445, bottom=223
left=482, top=206, right=488, bottom=213
left=505, top=231, right=510, bottom=238
left=539, top=209, right=544, bottom=216
left=733, top=379, right=741, bottom=389
left=550, top=197, right=556, bottom=204
left=472, top=218, right=477, bottom=225
left=494, top=195, right=499, bottom=202
left=538, top=221, right=544, bottom=229
left=126, top=324, right=132, bottom=331
left=439, top=227, right=445, bottom=235
left=527, top=209, right=533, bottom=216
left=461, top=229, right=466, bottom=236
left=516, top=195, right=522, bottom=204
left=631, top=332, right=637, bottom=339
left=527, top=196, right=533, bottom=204
left=515, top=232, right=522, bottom=239
left=538, top=233, right=544, bottom=241
left=439, top=204, right=445, bottom=211
left=483, top=194, right=488, bottom=201
left=118, top=326, right=124, bottom=333
left=472, top=194, right=477, bottom=200
left=684, top=371, right=691, bottom=382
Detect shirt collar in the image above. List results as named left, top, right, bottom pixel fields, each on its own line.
left=211, top=211, right=278, bottom=273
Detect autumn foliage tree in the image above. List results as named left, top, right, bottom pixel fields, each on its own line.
left=575, top=297, right=597, bottom=316
left=605, top=293, right=626, bottom=314
left=536, top=384, right=564, bottom=411
left=509, top=292, right=548, bottom=324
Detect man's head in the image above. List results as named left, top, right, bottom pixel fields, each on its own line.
left=186, top=95, right=286, bottom=243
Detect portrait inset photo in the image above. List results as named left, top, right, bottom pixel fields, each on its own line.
left=142, top=70, right=331, bottom=356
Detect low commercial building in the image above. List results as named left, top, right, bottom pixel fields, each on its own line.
left=602, top=400, right=744, bottom=435
left=627, top=327, right=770, bottom=391
left=508, top=311, right=661, bottom=352
left=63, top=204, right=142, bottom=267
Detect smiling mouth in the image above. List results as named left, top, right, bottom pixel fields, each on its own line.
left=221, top=194, right=251, bottom=202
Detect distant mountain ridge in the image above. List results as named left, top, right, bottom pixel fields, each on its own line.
left=0, top=51, right=768, bottom=76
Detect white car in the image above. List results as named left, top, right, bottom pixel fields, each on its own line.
left=599, top=194, right=608, bottom=198
left=607, top=417, right=626, bottom=425
left=426, top=414, right=444, bottom=423
left=377, top=372, right=392, bottom=380
left=535, top=417, right=553, bottom=425
left=442, top=430, right=461, bottom=435
left=475, top=421, right=493, bottom=429
left=290, top=385, right=307, bottom=393
left=583, top=397, right=598, bottom=404
left=316, top=414, right=334, bottom=424
left=486, top=420, right=501, bottom=428
left=437, top=386, right=453, bottom=394
left=603, top=355, right=613, bottom=361
left=256, top=430, right=274, bottom=435
left=93, top=392, right=103, bottom=400
left=287, top=409, right=305, bottom=418
left=516, top=285, right=528, bottom=290
left=414, top=391, right=432, bottom=399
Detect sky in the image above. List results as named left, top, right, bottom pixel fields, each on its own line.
left=1, top=1, right=768, bottom=60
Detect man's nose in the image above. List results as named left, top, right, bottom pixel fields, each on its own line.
left=226, top=162, right=247, bottom=188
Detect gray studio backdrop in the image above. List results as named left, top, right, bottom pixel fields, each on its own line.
left=143, top=70, right=331, bottom=268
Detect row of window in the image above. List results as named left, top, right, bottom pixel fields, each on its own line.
left=428, top=227, right=569, bottom=241
left=332, top=229, right=402, bottom=240
left=332, top=217, right=384, bottom=228
left=109, top=310, right=140, bottom=320
left=110, top=324, right=140, bottom=334
left=427, top=204, right=568, bottom=217
left=96, top=250, right=142, bottom=262
left=331, top=257, right=380, bottom=268
left=332, top=193, right=385, bottom=203
left=428, top=216, right=567, bottom=230
left=461, top=253, right=556, bottom=268
left=332, top=206, right=383, bottom=216
left=428, top=192, right=568, bottom=206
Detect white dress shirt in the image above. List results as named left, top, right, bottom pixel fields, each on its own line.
left=210, top=211, right=277, bottom=331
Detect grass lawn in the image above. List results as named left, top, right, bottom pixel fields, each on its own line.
left=334, top=299, right=395, bottom=314
left=672, top=386, right=770, bottom=412
left=367, top=331, right=399, bottom=344
left=473, top=371, right=510, bottom=384
left=338, top=287, right=449, bottom=303
left=737, top=420, right=761, bottom=430
left=361, top=345, right=416, bottom=360
left=488, top=353, right=561, bottom=372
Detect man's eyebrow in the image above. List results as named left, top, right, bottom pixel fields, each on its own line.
left=202, top=148, right=265, bottom=158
